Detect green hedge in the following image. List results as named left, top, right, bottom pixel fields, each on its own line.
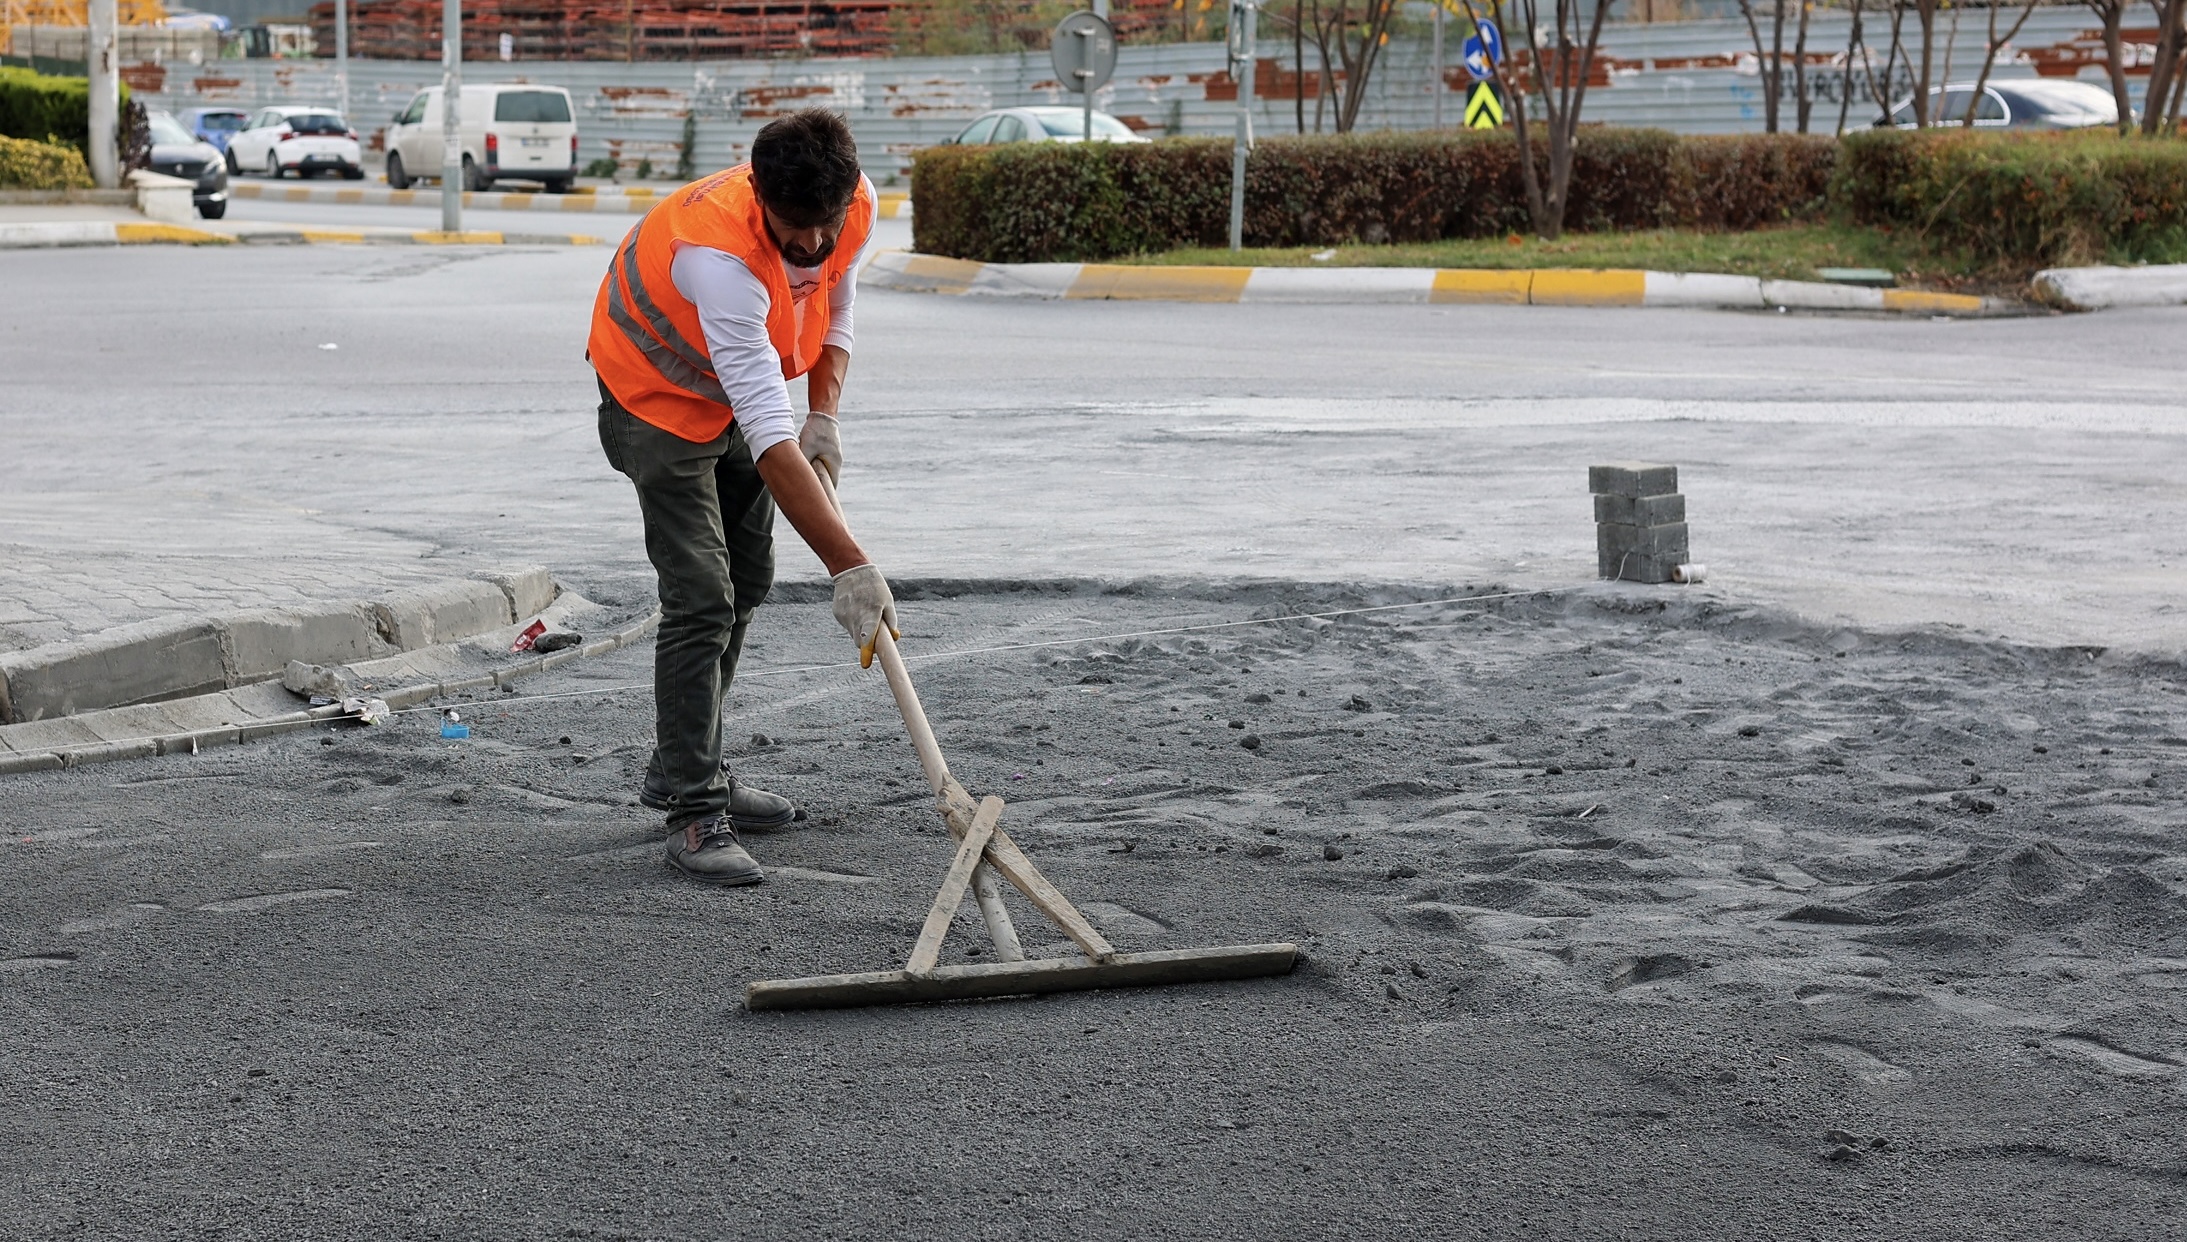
left=911, top=130, right=1838, bottom=262
left=0, top=132, right=93, bottom=189
left=1835, top=128, right=2187, bottom=267
left=0, top=66, right=130, bottom=158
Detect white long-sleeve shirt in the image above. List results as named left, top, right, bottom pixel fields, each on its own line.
left=668, top=179, right=876, bottom=460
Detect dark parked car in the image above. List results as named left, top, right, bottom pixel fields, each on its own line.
left=146, top=110, right=231, bottom=219
left=1876, top=79, right=2126, bottom=129
left=179, top=106, right=250, bottom=152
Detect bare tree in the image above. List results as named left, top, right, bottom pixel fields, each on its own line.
left=1460, top=0, right=1619, bottom=239
left=1300, top=0, right=1402, bottom=133
left=1835, top=0, right=1865, bottom=135
left=1736, top=0, right=1789, bottom=133
left=2144, top=0, right=2186, bottom=135
left=1910, top=0, right=1940, bottom=126
left=1864, top=0, right=1911, bottom=123
left=1961, top=0, right=2043, bottom=125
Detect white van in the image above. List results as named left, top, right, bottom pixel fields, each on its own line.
left=384, top=84, right=579, bottom=193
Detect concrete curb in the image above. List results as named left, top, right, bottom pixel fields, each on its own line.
left=2031, top=262, right=2187, bottom=311
left=0, top=567, right=555, bottom=724
left=863, top=251, right=2012, bottom=315
left=0, top=220, right=604, bottom=248
left=225, top=180, right=912, bottom=219
left=0, top=606, right=660, bottom=777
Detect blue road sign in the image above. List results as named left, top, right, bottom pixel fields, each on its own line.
left=1463, top=18, right=1504, bottom=81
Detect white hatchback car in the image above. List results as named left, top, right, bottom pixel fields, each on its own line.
left=948, top=106, right=1151, bottom=145
left=225, top=106, right=363, bottom=179
left=383, top=84, right=581, bottom=193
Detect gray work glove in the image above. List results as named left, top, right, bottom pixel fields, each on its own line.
left=800, top=412, right=842, bottom=486
left=831, top=563, right=900, bottom=668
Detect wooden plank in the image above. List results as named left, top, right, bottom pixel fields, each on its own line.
left=934, top=775, right=1115, bottom=964
left=976, top=827, right=1118, bottom=963
left=745, top=943, right=1299, bottom=1011
left=903, top=795, right=1003, bottom=978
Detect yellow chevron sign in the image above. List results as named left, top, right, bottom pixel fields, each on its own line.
left=1465, top=82, right=1504, bottom=128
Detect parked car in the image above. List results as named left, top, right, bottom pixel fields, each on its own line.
left=225, top=105, right=363, bottom=179
left=383, top=84, right=579, bottom=193
left=146, top=109, right=231, bottom=218
left=946, top=106, right=1150, bottom=145
left=179, top=106, right=249, bottom=152
left=1875, top=79, right=2125, bottom=129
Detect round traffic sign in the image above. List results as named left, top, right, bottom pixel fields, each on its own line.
left=1051, top=10, right=1119, bottom=95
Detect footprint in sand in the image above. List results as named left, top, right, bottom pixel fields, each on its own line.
left=0, top=953, right=78, bottom=973
left=194, top=889, right=352, bottom=914
left=58, top=902, right=169, bottom=934
left=260, top=842, right=384, bottom=861
left=1077, top=901, right=1169, bottom=939
left=1813, top=1041, right=1911, bottom=1086
left=2046, top=1036, right=2184, bottom=1081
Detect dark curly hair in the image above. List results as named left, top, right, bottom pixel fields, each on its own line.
left=749, top=109, right=861, bottom=228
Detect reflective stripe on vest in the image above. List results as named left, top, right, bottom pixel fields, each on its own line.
left=587, top=165, right=873, bottom=444
left=602, top=220, right=730, bottom=407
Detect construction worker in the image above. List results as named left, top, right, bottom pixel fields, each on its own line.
left=588, top=108, right=897, bottom=886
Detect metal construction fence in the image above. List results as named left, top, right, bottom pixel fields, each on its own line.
left=117, top=12, right=2161, bottom=184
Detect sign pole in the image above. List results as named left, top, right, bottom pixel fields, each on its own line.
left=335, top=0, right=350, bottom=127
left=1228, top=0, right=1255, bottom=251
left=1051, top=11, right=1115, bottom=149
left=1079, top=28, right=1093, bottom=142
left=440, top=0, right=462, bottom=233
left=1433, top=1, right=1444, bottom=129
left=86, top=0, right=117, bottom=188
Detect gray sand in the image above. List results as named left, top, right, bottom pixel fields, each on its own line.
left=4, top=580, right=2183, bottom=1238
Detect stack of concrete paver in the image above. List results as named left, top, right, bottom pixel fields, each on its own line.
left=1590, top=462, right=1689, bottom=584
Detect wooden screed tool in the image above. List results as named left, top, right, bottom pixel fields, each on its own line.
left=743, top=476, right=1297, bottom=1011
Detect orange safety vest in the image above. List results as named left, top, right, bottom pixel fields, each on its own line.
left=587, top=164, right=874, bottom=444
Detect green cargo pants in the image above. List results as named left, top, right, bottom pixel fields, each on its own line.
left=597, top=379, right=774, bottom=828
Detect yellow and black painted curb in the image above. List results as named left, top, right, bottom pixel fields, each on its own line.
left=863, top=252, right=2005, bottom=315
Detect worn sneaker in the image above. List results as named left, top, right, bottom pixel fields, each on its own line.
left=664, top=816, right=765, bottom=886
left=639, top=760, right=800, bottom=830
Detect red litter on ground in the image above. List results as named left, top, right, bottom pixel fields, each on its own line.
left=510, top=620, right=547, bottom=652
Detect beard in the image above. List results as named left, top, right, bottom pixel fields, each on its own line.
left=778, top=233, right=838, bottom=268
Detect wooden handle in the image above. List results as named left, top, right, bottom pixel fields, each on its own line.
left=812, top=470, right=952, bottom=796
left=809, top=467, right=1110, bottom=964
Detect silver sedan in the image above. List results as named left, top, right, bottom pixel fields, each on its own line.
left=946, top=106, right=1152, bottom=146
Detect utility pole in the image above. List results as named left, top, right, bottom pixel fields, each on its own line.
left=1433, top=1, right=1445, bottom=128
left=86, top=0, right=118, bottom=188
left=1227, top=0, right=1256, bottom=251
left=440, top=0, right=462, bottom=232
left=335, top=0, right=350, bottom=125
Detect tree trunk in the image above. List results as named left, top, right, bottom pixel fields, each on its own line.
left=1793, top=0, right=1813, bottom=133
left=2084, top=0, right=2132, bottom=133
left=1912, top=0, right=1937, bottom=126
left=2143, top=0, right=2184, bottom=135
left=1738, top=0, right=1780, bottom=132
left=1295, top=1, right=1308, bottom=134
